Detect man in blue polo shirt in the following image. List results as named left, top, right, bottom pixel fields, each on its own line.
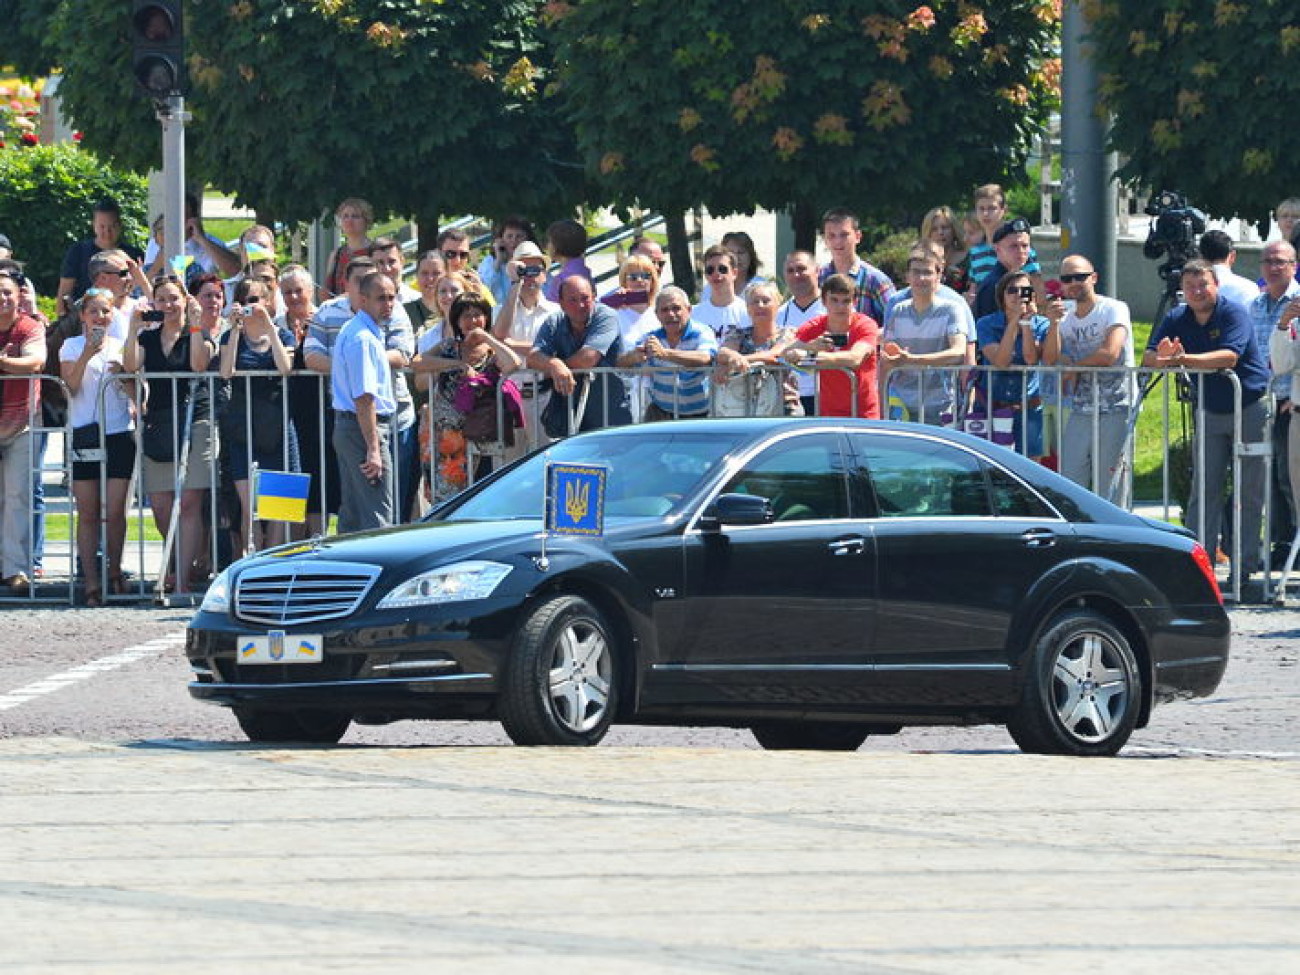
left=331, top=271, right=398, bottom=533
left=619, top=286, right=718, bottom=420
left=1142, top=259, right=1270, bottom=592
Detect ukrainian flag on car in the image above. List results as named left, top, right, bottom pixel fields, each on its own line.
left=254, top=470, right=311, bottom=523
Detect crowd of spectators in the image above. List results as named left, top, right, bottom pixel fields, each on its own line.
left=3, top=186, right=1300, bottom=603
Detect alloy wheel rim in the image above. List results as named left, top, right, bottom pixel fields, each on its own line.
left=1051, top=631, right=1130, bottom=743
left=547, top=621, right=612, bottom=733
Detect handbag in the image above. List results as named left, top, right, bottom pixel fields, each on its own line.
left=454, top=371, right=522, bottom=446
left=71, top=422, right=105, bottom=463
left=712, top=368, right=783, bottom=417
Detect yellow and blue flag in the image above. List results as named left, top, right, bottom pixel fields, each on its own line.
left=244, top=241, right=275, bottom=262
left=254, top=470, right=311, bottom=523
left=546, top=463, right=606, bottom=536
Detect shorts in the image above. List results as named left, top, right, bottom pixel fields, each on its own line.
left=72, top=430, right=137, bottom=482
left=141, top=417, right=215, bottom=494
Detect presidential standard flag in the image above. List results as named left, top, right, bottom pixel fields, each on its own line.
left=254, top=469, right=311, bottom=523
left=545, top=463, right=607, bottom=536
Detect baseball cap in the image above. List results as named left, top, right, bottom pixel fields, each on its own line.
left=513, top=241, right=545, bottom=261
left=992, top=218, right=1031, bottom=244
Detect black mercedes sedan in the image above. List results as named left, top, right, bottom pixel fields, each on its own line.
left=187, top=418, right=1229, bottom=756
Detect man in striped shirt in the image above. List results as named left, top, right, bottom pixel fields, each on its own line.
left=619, top=287, right=718, bottom=420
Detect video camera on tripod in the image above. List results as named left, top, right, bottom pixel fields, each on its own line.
left=1142, top=190, right=1207, bottom=292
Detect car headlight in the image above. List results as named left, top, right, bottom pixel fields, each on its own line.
left=376, top=560, right=513, bottom=609
left=200, top=568, right=232, bottom=614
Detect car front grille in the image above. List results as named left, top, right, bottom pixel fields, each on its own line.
left=235, top=561, right=382, bottom=627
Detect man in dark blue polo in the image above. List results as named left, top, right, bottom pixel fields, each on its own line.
left=331, top=271, right=398, bottom=532
left=1142, top=259, right=1270, bottom=592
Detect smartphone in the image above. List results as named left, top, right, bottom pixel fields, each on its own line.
left=142, top=310, right=165, bottom=323
left=827, top=333, right=848, bottom=348
left=90, top=325, right=106, bottom=343
left=604, top=290, right=643, bottom=309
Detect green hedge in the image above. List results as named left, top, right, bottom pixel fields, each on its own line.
left=0, top=144, right=147, bottom=296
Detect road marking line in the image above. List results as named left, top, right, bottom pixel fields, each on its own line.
left=0, top=634, right=186, bottom=712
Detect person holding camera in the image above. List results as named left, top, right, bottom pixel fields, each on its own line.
left=123, top=273, right=217, bottom=595
left=779, top=273, right=880, bottom=418
left=218, top=278, right=296, bottom=555
left=974, top=271, right=1050, bottom=459
left=492, top=242, right=557, bottom=452
left=477, top=216, right=534, bottom=307
left=59, top=289, right=136, bottom=606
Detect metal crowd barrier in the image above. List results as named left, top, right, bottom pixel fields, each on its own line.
left=6, top=359, right=1285, bottom=605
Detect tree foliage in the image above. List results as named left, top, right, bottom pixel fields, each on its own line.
left=547, top=0, right=1060, bottom=222
left=45, top=0, right=583, bottom=224
left=0, top=144, right=148, bottom=294
left=1087, top=0, right=1300, bottom=227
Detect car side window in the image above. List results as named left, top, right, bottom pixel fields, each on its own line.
left=988, top=465, right=1056, bottom=518
left=852, top=435, right=990, bottom=518
left=723, top=434, right=849, bottom=521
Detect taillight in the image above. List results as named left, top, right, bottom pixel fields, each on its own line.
left=1190, top=543, right=1223, bottom=605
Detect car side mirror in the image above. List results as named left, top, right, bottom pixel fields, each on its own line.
left=699, top=492, right=774, bottom=530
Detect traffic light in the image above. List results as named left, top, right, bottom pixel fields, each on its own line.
left=131, top=1, right=185, bottom=99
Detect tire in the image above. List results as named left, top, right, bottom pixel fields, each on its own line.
left=1007, top=609, right=1142, bottom=757
left=500, top=595, right=619, bottom=746
left=750, top=721, right=872, bottom=751
left=234, top=707, right=352, bottom=745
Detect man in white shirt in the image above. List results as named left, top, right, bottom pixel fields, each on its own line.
left=1043, top=254, right=1135, bottom=503
left=691, top=245, right=749, bottom=344
left=1199, top=229, right=1259, bottom=309
left=493, top=241, right=558, bottom=453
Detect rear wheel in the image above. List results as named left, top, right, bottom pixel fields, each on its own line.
left=500, top=595, right=618, bottom=746
left=750, top=721, right=874, bottom=751
left=1007, top=610, right=1141, bottom=757
left=234, top=707, right=352, bottom=744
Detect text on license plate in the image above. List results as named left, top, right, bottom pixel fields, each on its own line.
left=238, top=632, right=323, bottom=665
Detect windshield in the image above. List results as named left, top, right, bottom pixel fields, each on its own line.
left=442, top=429, right=746, bottom=522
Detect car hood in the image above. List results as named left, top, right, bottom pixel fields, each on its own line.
left=245, top=519, right=549, bottom=573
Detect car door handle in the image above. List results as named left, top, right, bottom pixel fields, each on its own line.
left=1021, top=528, right=1057, bottom=549
left=828, top=536, right=867, bottom=556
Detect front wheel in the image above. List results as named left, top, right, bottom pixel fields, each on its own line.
left=500, top=595, right=619, bottom=746
left=1007, top=610, right=1142, bottom=757
left=234, top=707, right=352, bottom=744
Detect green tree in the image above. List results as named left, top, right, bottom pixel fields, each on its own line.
left=1086, top=0, right=1300, bottom=229
left=0, top=143, right=148, bottom=295
left=547, top=0, right=1060, bottom=253
left=42, top=1, right=583, bottom=235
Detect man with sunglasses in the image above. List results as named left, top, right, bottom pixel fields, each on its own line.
left=1042, top=255, right=1134, bottom=502
left=56, top=200, right=144, bottom=317
left=1252, top=240, right=1300, bottom=560
left=436, top=228, right=485, bottom=295
left=691, top=245, right=750, bottom=345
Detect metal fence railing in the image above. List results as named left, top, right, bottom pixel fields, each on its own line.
left=2, top=359, right=1281, bottom=606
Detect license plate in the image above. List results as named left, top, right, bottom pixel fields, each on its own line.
left=237, top=631, right=323, bottom=665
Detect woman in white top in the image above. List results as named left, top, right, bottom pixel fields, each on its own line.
left=59, top=289, right=137, bottom=606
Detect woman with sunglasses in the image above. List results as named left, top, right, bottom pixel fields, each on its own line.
left=59, top=289, right=136, bottom=605
left=324, top=197, right=374, bottom=299
left=602, top=255, right=660, bottom=420
left=218, top=277, right=296, bottom=555
left=412, top=292, right=521, bottom=504
left=0, top=266, right=46, bottom=594
left=973, top=271, right=1049, bottom=459
left=124, top=274, right=217, bottom=594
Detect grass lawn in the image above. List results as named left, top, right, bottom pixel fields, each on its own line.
left=40, top=512, right=162, bottom=544
left=1128, top=319, right=1192, bottom=506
